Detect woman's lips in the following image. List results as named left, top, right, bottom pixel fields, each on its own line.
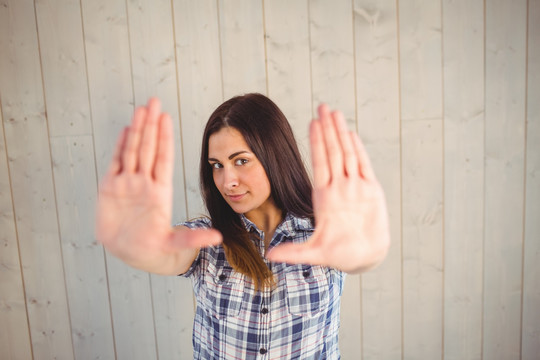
left=227, top=193, right=246, bottom=202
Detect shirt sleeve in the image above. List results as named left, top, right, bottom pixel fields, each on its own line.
left=176, top=217, right=212, bottom=278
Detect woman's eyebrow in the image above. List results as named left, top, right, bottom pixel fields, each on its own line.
left=208, top=150, right=250, bottom=162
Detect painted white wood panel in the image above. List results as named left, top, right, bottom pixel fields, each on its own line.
left=0, top=99, right=33, bottom=360
left=80, top=0, right=158, bottom=359
left=172, top=1, right=227, bottom=352
left=399, top=1, right=444, bottom=359
left=34, top=0, right=92, bottom=137
left=218, top=0, right=267, bottom=97
left=34, top=1, right=117, bottom=358
left=263, top=0, right=312, bottom=157
left=50, top=136, right=116, bottom=360
left=398, top=0, right=443, bottom=121
left=308, top=0, right=361, bottom=356
left=0, top=1, right=74, bottom=359
left=0, top=1, right=538, bottom=359
left=173, top=0, right=224, bottom=218
left=483, top=0, right=527, bottom=359
left=309, top=0, right=356, bottom=125
left=125, top=1, right=195, bottom=358
left=522, top=1, right=540, bottom=358
left=353, top=1, right=402, bottom=359
left=442, top=1, right=485, bottom=359
left=401, top=119, right=443, bottom=360
left=127, top=0, right=187, bottom=222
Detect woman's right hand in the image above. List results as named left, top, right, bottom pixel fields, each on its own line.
left=96, top=98, right=222, bottom=275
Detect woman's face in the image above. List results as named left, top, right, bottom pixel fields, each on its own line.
left=208, top=127, right=276, bottom=219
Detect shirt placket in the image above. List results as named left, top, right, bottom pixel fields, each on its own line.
left=255, top=230, right=270, bottom=359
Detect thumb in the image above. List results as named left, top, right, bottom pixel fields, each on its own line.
left=168, top=227, right=222, bottom=250
left=266, top=241, right=324, bottom=266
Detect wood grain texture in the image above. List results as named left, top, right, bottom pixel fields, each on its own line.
left=81, top=0, right=158, bottom=359
left=483, top=0, right=527, bottom=359
left=0, top=1, right=74, bottom=359
left=442, top=0, right=485, bottom=359
left=127, top=0, right=187, bottom=221
left=521, top=0, right=540, bottom=358
left=0, top=1, right=538, bottom=359
left=399, top=1, right=444, bottom=359
left=307, top=0, right=361, bottom=356
left=309, top=0, right=356, bottom=125
left=0, top=95, right=33, bottom=360
left=353, top=1, right=402, bottom=359
left=50, top=136, right=115, bottom=360
left=173, top=0, right=224, bottom=218
left=401, top=119, right=444, bottom=360
left=263, top=0, right=312, bottom=158
left=34, top=0, right=92, bottom=137
left=398, top=0, right=443, bottom=121
left=126, top=0, right=194, bottom=357
left=218, top=0, right=267, bottom=97
left=35, top=1, right=116, bottom=357
left=171, top=3, right=225, bottom=353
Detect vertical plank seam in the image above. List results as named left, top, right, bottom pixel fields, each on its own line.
left=481, top=0, right=486, bottom=358
left=169, top=0, right=190, bottom=219
left=395, top=0, right=405, bottom=358
left=351, top=0, right=359, bottom=134
left=32, top=1, right=76, bottom=358
left=122, top=1, right=160, bottom=358
left=439, top=1, right=445, bottom=359
left=216, top=0, right=226, bottom=102
left=0, top=92, right=35, bottom=360
left=519, top=0, right=530, bottom=358
left=148, top=275, right=160, bottom=360
left=349, top=0, right=362, bottom=358
left=307, top=0, right=314, bottom=119
left=261, top=0, right=269, bottom=97
left=78, top=0, right=119, bottom=357
left=124, top=0, right=136, bottom=109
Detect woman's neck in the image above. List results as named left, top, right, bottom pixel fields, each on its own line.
left=245, top=202, right=283, bottom=249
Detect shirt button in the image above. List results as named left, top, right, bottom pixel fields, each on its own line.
left=259, top=348, right=267, bottom=354
left=302, top=270, right=310, bottom=278
left=218, top=274, right=227, bottom=282
left=261, top=307, right=268, bottom=314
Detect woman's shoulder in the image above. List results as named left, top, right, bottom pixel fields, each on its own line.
left=283, top=213, right=314, bottom=233
left=176, top=216, right=212, bottom=229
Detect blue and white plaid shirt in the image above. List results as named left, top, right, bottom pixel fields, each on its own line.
left=180, top=213, right=345, bottom=359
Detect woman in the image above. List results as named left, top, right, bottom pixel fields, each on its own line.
left=96, top=93, right=390, bottom=359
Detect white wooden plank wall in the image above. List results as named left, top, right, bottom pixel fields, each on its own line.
left=0, top=1, right=538, bottom=359
left=442, top=0, right=484, bottom=359
left=353, top=1, right=402, bottom=358
left=522, top=2, right=540, bottom=360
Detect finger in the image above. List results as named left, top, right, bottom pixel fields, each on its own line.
left=153, top=112, right=174, bottom=184
left=333, top=112, right=359, bottom=177
left=265, top=242, right=325, bottom=266
left=310, top=120, right=330, bottom=187
left=123, top=106, right=147, bottom=172
left=107, top=127, right=128, bottom=175
left=170, top=228, right=222, bottom=249
left=351, top=132, right=376, bottom=181
left=319, top=105, right=344, bottom=181
left=138, top=98, right=161, bottom=174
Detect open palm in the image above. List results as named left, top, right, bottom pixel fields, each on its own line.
left=267, top=105, right=390, bottom=273
left=96, top=98, right=221, bottom=274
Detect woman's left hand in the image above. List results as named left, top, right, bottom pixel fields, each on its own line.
left=266, top=104, right=390, bottom=273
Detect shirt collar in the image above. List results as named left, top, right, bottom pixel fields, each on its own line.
left=239, top=212, right=313, bottom=237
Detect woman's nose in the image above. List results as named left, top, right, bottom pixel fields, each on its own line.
left=223, top=168, right=239, bottom=189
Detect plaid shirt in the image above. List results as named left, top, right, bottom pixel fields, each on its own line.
left=180, top=213, right=345, bottom=359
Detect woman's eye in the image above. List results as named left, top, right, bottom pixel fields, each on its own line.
left=211, top=163, right=222, bottom=169
left=235, top=159, right=248, bottom=166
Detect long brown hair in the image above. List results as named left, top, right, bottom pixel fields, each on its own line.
left=200, top=93, right=313, bottom=290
